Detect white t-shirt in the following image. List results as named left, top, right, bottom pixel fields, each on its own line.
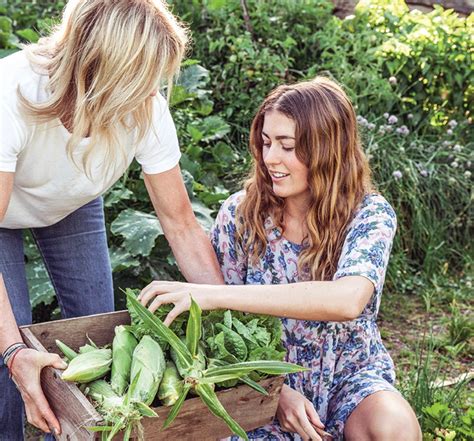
left=0, top=50, right=181, bottom=229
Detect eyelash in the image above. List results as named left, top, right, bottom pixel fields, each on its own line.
left=262, top=143, right=294, bottom=152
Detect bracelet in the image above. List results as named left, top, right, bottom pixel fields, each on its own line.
left=2, top=342, right=27, bottom=365
left=7, top=347, right=27, bottom=378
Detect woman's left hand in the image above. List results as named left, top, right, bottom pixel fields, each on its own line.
left=138, top=281, right=219, bottom=326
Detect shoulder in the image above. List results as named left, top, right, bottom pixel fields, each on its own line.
left=0, top=50, right=47, bottom=104
left=219, top=190, right=245, bottom=218
left=344, top=193, right=397, bottom=243
left=354, top=193, right=396, bottom=224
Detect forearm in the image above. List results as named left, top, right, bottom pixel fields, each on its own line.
left=0, top=274, right=23, bottom=354
left=213, top=277, right=370, bottom=321
left=167, top=223, right=224, bottom=284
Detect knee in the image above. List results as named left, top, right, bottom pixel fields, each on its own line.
left=368, top=406, right=422, bottom=441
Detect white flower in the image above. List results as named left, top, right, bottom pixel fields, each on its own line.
left=389, top=76, right=397, bottom=85
left=367, top=123, right=376, bottom=130
left=388, top=115, right=398, bottom=124
left=372, top=143, right=379, bottom=149
left=410, top=142, right=417, bottom=148
left=399, top=146, right=405, bottom=153
left=367, top=154, right=373, bottom=160
left=447, top=129, right=453, bottom=135
left=356, top=115, right=368, bottom=126
left=383, top=112, right=389, bottom=119
left=467, top=280, right=473, bottom=288
left=453, top=144, right=463, bottom=152
left=448, top=119, right=458, bottom=128
left=396, top=125, right=410, bottom=136
left=448, top=177, right=456, bottom=184
left=464, top=171, right=472, bottom=179
left=451, top=161, right=459, bottom=168
left=385, top=125, right=393, bottom=133
left=392, top=170, right=403, bottom=179
left=442, top=140, right=452, bottom=147
left=467, top=161, right=472, bottom=168
left=420, top=169, right=429, bottom=177
left=407, top=113, right=413, bottom=119
left=378, top=127, right=386, bottom=135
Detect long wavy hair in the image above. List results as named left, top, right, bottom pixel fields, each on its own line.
left=237, top=77, right=373, bottom=281
left=19, top=0, right=188, bottom=178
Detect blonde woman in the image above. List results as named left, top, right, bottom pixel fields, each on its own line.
left=139, top=78, right=422, bottom=441
left=0, top=1, right=223, bottom=438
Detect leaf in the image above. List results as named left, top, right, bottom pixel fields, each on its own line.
left=191, top=200, right=215, bottom=232
left=111, top=209, right=163, bottom=257
left=177, top=64, right=210, bottom=93
left=135, top=401, right=158, bottom=418
left=195, top=383, right=248, bottom=440
left=186, top=297, right=202, bottom=357
left=16, top=28, right=39, bottom=43
left=205, top=360, right=307, bottom=377
left=109, top=247, right=140, bottom=272
left=163, top=383, right=191, bottom=428
left=125, top=290, right=193, bottom=367
left=215, top=324, right=248, bottom=361
left=189, top=116, right=230, bottom=142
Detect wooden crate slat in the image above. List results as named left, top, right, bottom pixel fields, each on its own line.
left=20, top=328, right=102, bottom=441
left=24, top=310, right=130, bottom=353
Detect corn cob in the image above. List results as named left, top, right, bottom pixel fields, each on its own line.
left=61, top=348, right=112, bottom=383
left=158, top=361, right=184, bottom=406
left=111, top=325, right=138, bottom=395
left=129, top=335, right=165, bottom=405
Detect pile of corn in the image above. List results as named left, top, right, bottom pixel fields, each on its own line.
left=56, top=291, right=306, bottom=441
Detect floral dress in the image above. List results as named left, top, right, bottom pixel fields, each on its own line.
left=210, top=191, right=400, bottom=441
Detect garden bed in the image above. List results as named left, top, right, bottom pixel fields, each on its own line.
left=20, top=311, right=284, bottom=441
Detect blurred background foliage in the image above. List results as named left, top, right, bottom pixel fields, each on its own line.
left=1, top=0, right=472, bottom=439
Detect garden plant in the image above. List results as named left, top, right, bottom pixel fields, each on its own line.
left=0, top=0, right=472, bottom=439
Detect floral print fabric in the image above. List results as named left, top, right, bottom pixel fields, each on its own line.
left=212, top=191, right=400, bottom=440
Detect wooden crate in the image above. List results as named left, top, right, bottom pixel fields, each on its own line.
left=20, top=311, right=284, bottom=441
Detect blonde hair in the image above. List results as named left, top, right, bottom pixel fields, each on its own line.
left=19, top=0, right=188, bottom=177
left=238, top=77, right=373, bottom=281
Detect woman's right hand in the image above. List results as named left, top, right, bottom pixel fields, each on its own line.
left=9, top=348, right=67, bottom=435
left=276, top=384, right=330, bottom=441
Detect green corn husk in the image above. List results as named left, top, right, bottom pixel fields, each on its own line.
left=85, top=379, right=124, bottom=409
left=158, top=361, right=184, bottom=407
left=129, top=335, right=165, bottom=405
left=170, top=338, right=206, bottom=378
left=55, top=339, right=78, bottom=361
left=79, top=343, right=97, bottom=354
left=111, top=325, right=138, bottom=395
left=62, top=348, right=112, bottom=383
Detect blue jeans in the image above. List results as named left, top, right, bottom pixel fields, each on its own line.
left=0, top=197, right=114, bottom=441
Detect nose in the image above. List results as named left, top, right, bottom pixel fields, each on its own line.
left=263, top=144, right=282, bottom=165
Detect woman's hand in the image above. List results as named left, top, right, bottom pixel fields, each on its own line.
left=276, top=384, right=332, bottom=441
left=139, top=281, right=220, bottom=326
left=9, top=348, right=67, bottom=435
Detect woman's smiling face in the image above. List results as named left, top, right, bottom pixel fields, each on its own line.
left=262, top=110, right=310, bottom=205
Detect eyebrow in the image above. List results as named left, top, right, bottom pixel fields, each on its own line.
left=262, top=131, right=295, bottom=140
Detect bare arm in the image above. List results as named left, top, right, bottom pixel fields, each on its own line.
left=0, top=273, right=23, bottom=353
left=139, top=276, right=375, bottom=325
left=143, top=166, right=224, bottom=284
left=0, top=171, right=14, bottom=222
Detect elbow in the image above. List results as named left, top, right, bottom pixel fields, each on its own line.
left=335, top=282, right=373, bottom=321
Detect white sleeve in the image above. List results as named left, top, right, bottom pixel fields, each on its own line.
left=0, top=102, right=27, bottom=172
left=135, top=94, right=181, bottom=175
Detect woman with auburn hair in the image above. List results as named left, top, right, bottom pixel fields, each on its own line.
left=139, top=77, right=422, bottom=440
left=0, top=1, right=223, bottom=439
